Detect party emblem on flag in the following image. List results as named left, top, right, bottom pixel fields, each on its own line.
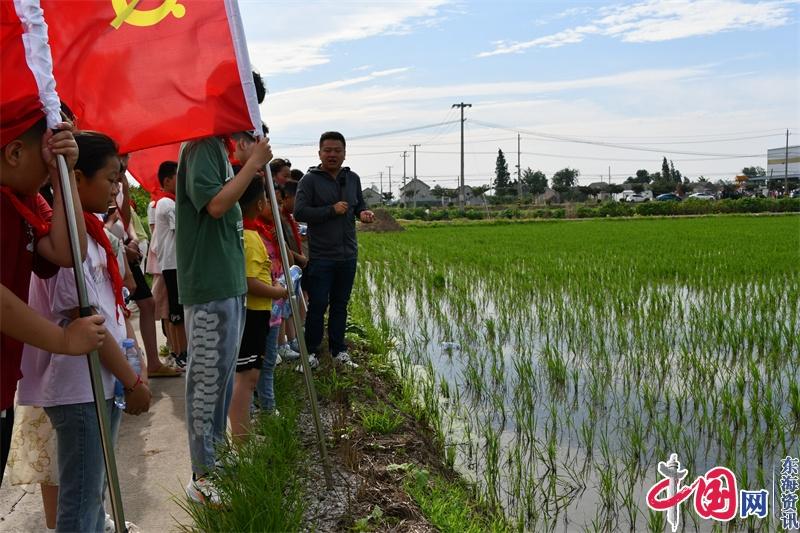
left=110, top=0, right=186, bottom=29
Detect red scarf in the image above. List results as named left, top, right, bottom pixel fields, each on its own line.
left=83, top=212, right=128, bottom=319
left=243, top=217, right=277, bottom=248
left=281, top=207, right=303, bottom=253
left=155, top=191, right=175, bottom=207
left=0, top=186, right=50, bottom=238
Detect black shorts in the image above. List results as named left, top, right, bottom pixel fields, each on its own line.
left=237, top=309, right=270, bottom=372
left=129, top=262, right=152, bottom=301
left=161, top=269, right=183, bottom=324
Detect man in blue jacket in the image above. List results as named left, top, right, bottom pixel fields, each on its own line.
left=294, top=131, right=374, bottom=368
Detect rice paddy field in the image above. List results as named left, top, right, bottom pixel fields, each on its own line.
left=350, top=214, right=800, bottom=532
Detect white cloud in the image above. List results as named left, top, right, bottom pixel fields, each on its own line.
left=478, top=0, right=797, bottom=57
left=242, top=1, right=451, bottom=76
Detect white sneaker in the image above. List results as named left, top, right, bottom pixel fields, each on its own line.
left=334, top=351, right=359, bottom=368
left=104, top=513, right=139, bottom=533
left=275, top=353, right=283, bottom=366
left=278, top=343, right=300, bottom=361
left=185, top=476, right=222, bottom=507
left=294, top=353, right=319, bottom=373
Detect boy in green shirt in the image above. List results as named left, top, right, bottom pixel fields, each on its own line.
left=176, top=131, right=271, bottom=506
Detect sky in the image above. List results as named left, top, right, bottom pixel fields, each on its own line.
left=238, top=0, right=800, bottom=194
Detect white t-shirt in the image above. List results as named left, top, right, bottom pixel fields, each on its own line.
left=146, top=201, right=160, bottom=274
left=17, top=236, right=126, bottom=407
left=154, top=197, right=177, bottom=271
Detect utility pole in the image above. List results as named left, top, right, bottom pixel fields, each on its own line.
left=400, top=151, right=409, bottom=207
left=785, top=128, right=790, bottom=196
left=409, top=145, right=422, bottom=208
left=452, top=102, right=471, bottom=209
left=379, top=171, right=383, bottom=204
left=386, top=165, right=392, bottom=204
left=517, top=133, right=522, bottom=197
left=608, top=166, right=611, bottom=185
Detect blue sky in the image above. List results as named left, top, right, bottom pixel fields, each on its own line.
left=239, top=0, right=800, bottom=192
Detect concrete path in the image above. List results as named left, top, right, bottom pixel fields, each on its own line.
left=0, top=309, right=192, bottom=532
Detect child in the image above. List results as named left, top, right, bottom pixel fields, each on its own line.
left=252, top=188, right=313, bottom=413
left=152, top=161, right=187, bottom=373
left=229, top=178, right=287, bottom=441
left=0, top=117, right=105, bottom=484
left=16, top=131, right=152, bottom=532
left=176, top=129, right=270, bottom=505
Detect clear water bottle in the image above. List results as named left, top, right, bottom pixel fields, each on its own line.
left=114, top=339, right=140, bottom=410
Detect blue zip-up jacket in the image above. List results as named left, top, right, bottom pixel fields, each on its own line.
left=293, top=166, right=366, bottom=261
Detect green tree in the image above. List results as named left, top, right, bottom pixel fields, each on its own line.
left=626, top=169, right=651, bottom=184
left=431, top=185, right=447, bottom=206
left=381, top=192, right=394, bottom=203
left=522, top=168, right=547, bottom=195
left=494, top=149, right=512, bottom=195
left=670, top=160, right=681, bottom=183
left=662, top=157, right=671, bottom=182
left=129, top=186, right=151, bottom=220
left=551, top=168, right=579, bottom=193
left=741, top=166, right=766, bottom=178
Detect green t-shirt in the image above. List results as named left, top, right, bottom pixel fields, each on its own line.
left=175, top=137, right=246, bottom=306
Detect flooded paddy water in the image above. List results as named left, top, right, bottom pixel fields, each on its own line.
left=350, top=216, right=800, bottom=532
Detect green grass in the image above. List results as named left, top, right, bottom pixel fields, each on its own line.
left=402, top=465, right=509, bottom=533
left=176, top=370, right=306, bottom=532
left=359, top=402, right=404, bottom=435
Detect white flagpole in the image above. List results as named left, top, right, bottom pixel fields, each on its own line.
left=14, top=1, right=127, bottom=530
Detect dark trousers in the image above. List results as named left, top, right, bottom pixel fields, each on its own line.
left=304, top=258, right=357, bottom=355
left=0, top=408, right=13, bottom=487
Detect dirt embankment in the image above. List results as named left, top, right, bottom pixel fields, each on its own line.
left=358, top=208, right=405, bottom=233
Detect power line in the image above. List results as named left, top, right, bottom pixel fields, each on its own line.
left=470, top=119, right=781, bottom=158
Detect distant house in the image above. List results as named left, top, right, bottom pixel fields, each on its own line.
left=454, top=185, right=484, bottom=207
left=362, top=186, right=382, bottom=208
left=536, top=187, right=560, bottom=204
left=399, top=178, right=436, bottom=207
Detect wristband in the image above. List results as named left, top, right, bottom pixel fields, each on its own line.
left=124, top=375, right=143, bottom=394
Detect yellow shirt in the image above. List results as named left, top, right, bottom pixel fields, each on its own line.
left=243, top=229, right=273, bottom=311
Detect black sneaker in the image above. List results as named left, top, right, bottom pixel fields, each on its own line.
left=174, top=351, right=188, bottom=369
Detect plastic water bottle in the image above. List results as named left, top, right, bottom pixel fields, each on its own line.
left=114, top=339, right=140, bottom=410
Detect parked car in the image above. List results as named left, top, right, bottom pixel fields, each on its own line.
left=688, top=192, right=715, bottom=200
left=791, top=189, right=800, bottom=199
left=625, top=193, right=648, bottom=203
left=656, top=193, right=682, bottom=202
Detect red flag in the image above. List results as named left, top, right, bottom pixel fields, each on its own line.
left=41, top=0, right=260, bottom=153
left=0, top=2, right=45, bottom=145
left=126, top=142, right=180, bottom=197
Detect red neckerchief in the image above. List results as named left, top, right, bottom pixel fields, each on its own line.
left=220, top=135, right=239, bottom=166
left=281, top=206, right=303, bottom=252
left=243, top=217, right=277, bottom=247
left=83, top=212, right=128, bottom=319
left=155, top=191, right=175, bottom=207
left=0, top=186, right=50, bottom=238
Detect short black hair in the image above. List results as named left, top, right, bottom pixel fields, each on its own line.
left=319, top=131, right=345, bottom=148
left=158, top=161, right=178, bottom=187
left=252, top=71, right=266, bottom=104
left=281, top=180, right=298, bottom=197
left=74, top=131, right=119, bottom=178
left=238, top=177, right=265, bottom=209
left=269, top=158, right=290, bottom=176
left=290, top=169, right=304, bottom=181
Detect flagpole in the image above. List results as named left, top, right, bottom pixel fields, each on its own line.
left=263, top=165, right=334, bottom=489
left=56, top=152, right=127, bottom=531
